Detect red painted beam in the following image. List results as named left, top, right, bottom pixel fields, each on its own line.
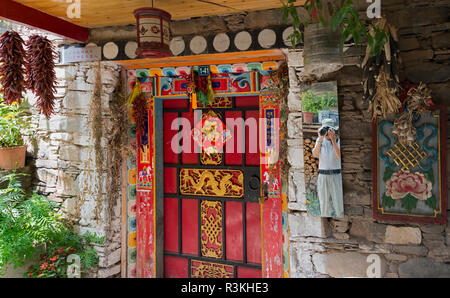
left=0, top=0, right=89, bottom=42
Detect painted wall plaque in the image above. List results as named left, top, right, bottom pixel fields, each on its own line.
left=60, top=44, right=101, bottom=64
left=373, top=106, right=447, bottom=224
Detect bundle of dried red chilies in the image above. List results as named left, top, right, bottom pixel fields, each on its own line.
left=0, top=31, right=26, bottom=104
left=26, top=35, right=57, bottom=119
left=132, top=94, right=148, bottom=141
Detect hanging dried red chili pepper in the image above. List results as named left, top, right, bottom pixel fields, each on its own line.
left=132, top=93, right=148, bottom=143
left=26, top=35, right=57, bottom=119
left=0, top=31, right=26, bottom=105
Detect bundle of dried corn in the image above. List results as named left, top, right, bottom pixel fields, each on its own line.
left=362, top=18, right=401, bottom=119
left=370, top=67, right=402, bottom=119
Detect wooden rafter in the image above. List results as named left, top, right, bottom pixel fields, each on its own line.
left=0, top=0, right=89, bottom=42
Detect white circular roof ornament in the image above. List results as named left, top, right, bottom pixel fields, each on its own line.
left=170, top=37, right=186, bottom=56
left=125, top=41, right=138, bottom=59
left=103, top=42, right=119, bottom=60
left=213, top=33, right=230, bottom=52
left=234, top=31, right=252, bottom=51
left=258, top=29, right=276, bottom=48
left=190, top=35, right=207, bottom=54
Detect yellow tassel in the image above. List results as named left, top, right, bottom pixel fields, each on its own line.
left=126, top=78, right=142, bottom=108
left=207, top=75, right=214, bottom=104
left=192, top=92, right=197, bottom=109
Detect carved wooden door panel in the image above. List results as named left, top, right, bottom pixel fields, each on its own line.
left=162, top=95, right=262, bottom=278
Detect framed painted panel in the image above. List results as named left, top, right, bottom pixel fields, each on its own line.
left=373, top=106, right=447, bottom=224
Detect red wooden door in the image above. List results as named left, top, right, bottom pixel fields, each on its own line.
left=162, top=95, right=262, bottom=278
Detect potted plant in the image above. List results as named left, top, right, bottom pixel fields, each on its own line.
left=0, top=97, right=31, bottom=170
left=281, top=0, right=389, bottom=73
left=301, top=90, right=321, bottom=123
left=317, top=92, right=338, bottom=123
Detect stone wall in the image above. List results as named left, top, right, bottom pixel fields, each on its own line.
left=286, top=0, right=450, bottom=278
left=25, top=59, right=124, bottom=278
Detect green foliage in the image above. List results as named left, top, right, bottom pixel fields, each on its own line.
left=25, top=230, right=104, bottom=278
left=425, top=169, right=434, bottom=185
left=383, top=166, right=394, bottom=182
left=281, top=0, right=388, bottom=57
left=0, top=172, right=103, bottom=278
left=301, top=90, right=337, bottom=113
left=400, top=193, right=418, bottom=213
left=425, top=195, right=436, bottom=210
left=0, top=172, right=64, bottom=272
left=0, top=95, right=32, bottom=148
left=382, top=194, right=396, bottom=208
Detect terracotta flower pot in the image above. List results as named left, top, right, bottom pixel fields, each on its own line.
left=303, top=112, right=314, bottom=124
left=0, top=145, right=26, bottom=170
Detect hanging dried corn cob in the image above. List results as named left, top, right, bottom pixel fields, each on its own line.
left=26, top=35, right=57, bottom=119
left=362, top=18, right=401, bottom=119
left=369, top=66, right=402, bottom=119
left=0, top=31, right=26, bottom=105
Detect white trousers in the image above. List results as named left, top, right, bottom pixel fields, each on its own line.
left=317, top=173, right=344, bottom=218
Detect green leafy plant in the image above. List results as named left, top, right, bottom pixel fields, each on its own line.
left=281, top=0, right=389, bottom=57
left=0, top=95, right=32, bottom=148
left=25, top=231, right=104, bottom=278
left=301, top=90, right=337, bottom=113
left=0, top=172, right=103, bottom=277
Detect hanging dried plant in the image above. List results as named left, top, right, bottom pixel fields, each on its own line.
left=362, top=18, right=401, bottom=119
left=132, top=94, right=148, bottom=142
left=369, top=67, right=402, bottom=119
left=406, top=82, right=432, bottom=113
left=392, top=111, right=416, bottom=146
left=0, top=31, right=26, bottom=104
left=26, top=35, right=57, bottom=119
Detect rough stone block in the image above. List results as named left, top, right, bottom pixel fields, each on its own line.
left=399, top=37, right=420, bottom=51
left=59, top=144, right=81, bottom=162
left=392, top=245, right=428, bottom=256
left=107, top=248, right=121, bottom=267
left=432, top=31, right=450, bottom=49
left=50, top=132, right=73, bottom=142
left=56, top=171, right=79, bottom=196
left=400, top=49, right=433, bottom=63
left=287, top=139, right=304, bottom=168
left=384, top=254, right=408, bottom=262
left=287, top=90, right=302, bottom=112
left=287, top=113, right=303, bottom=139
left=68, top=77, right=93, bottom=92
left=287, top=50, right=304, bottom=67
left=312, top=252, right=387, bottom=278
left=288, top=169, right=306, bottom=206
left=405, top=62, right=450, bottom=84
left=398, top=258, right=450, bottom=278
left=63, top=91, right=92, bottom=110
left=349, top=219, right=386, bottom=243
left=97, top=264, right=121, bottom=278
left=288, top=212, right=327, bottom=238
left=384, top=226, right=422, bottom=245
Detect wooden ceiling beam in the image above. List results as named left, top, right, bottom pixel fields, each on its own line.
left=0, top=0, right=89, bottom=42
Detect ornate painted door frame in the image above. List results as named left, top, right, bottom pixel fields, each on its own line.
left=124, top=62, right=290, bottom=278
